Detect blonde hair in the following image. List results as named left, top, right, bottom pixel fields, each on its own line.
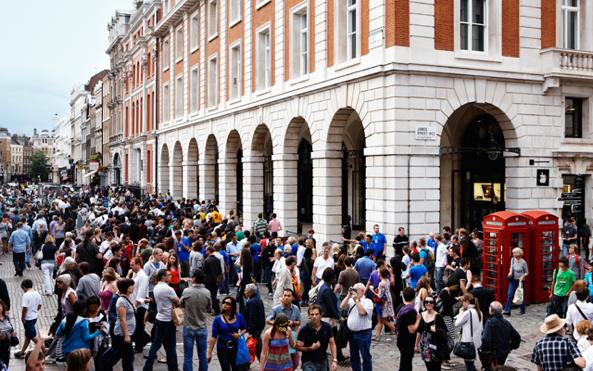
left=576, top=320, right=591, bottom=337
left=102, top=267, right=118, bottom=281
left=66, top=349, right=91, bottom=371
left=512, top=247, right=523, bottom=257
left=44, top=235, right=55, bottom=244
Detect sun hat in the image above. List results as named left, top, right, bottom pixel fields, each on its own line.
left=540, top=314, right=566, bottom=334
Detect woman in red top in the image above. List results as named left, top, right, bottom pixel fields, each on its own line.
left=167, top=254, right=182, bottom=296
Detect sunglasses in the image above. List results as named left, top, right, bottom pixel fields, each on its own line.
left=222, top=301, right=232, bottom=305
left=424, top=300, right=435, bottom=305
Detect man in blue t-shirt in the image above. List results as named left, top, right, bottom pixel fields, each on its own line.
left=371, top=224, right=387, bottom=259
left=248, top=235, right=262, bottom=282
left=176, top=230, right=191, bottom=277
left=407, top=254, right=428, bottom=288
left=354, top=249, right=376, bottom=285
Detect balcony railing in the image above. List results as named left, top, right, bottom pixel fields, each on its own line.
left=541, top=48, right=593, bottom=79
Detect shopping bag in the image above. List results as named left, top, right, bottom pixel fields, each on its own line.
left=512, top=282, right=524, bottom=305
left=236, top=335, right=251, bottom=365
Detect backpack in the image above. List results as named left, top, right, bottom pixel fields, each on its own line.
left=421, top=248, right=435, bottom=269
left=309, top=282, right=322, bottom=304
left=107, top=293, right=120, bottom=324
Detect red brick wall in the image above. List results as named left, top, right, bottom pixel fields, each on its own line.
left=502, top=0, right=519, bottom=57
left=434, top=0, right=454, bottom=51
left=541, top=0, right=556, bottom=49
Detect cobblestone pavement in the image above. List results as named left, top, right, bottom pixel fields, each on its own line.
left=4, top=252, right=544, bottom=370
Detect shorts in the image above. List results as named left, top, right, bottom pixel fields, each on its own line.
left=23, top=319, right=37, bottom=339
left=375, top=303, right=383, bottom=317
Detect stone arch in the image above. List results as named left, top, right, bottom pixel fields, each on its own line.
left=171, top=141, right=183, bottom=199
left=439, top=102, right=519, bottom=230
left=251, top=124, right=274, bottom=218
left=185, top=138, right=199, bottom=199
left=112, top=153, right=121, bottom=186
left=221, top=130, right=243, bottom=216
left=202, top=134, right=219, bottom=203
left=159, top=144, right=170, bottom=195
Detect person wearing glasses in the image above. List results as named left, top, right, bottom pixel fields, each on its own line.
left=208, top=296, right=248, bottom=371
left=414, top=295, right=449, bottom=371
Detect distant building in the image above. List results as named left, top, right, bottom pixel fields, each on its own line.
left=9, top=137, right=23, bottom=180
left=31, top=128, right=55, bottom=181
left=53, top=113, right=72, bottom=183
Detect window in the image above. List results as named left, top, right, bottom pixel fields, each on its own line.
left=163, top=38, right=170, bottom=70
left=190, top=68, right=199, bottom=113
left=229, top=43, right=241, bottom=100
left=256, top=28, right=271, bottom=90
left=163, top=83, right=171, bottom=122
left=208, top=56, right=218, bottom=107
left=175, top=76, right=183, bottom=118
left=190, top=13, right=199, bottom=51
left=562, top=0, right=579, bottom=49
left=335, top=0, right=359, bottom=63
left=175, top=26, right=183, bottom=61
left=565, top=97, right=584, bottom=138
left=163, top=0, right=169, bottom=13
left=230, top=0, right=241, bottom=24
left=208, top=0, right=218, bottom=38
left=291, top=6, right=308, bottom=78
left=460, top=0, right=486, bottom=52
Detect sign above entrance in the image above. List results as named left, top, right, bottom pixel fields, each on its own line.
left=536, top=169, right=549, bottom=186
left=415, top=125, right=437, bottom=141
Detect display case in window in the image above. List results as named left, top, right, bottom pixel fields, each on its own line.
left=482, top=211, right=530, bottom=302
left=522, top=210, right=559, bottom=304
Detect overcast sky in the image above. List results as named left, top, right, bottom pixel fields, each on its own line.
left=0, top=1, right=131, bottom=136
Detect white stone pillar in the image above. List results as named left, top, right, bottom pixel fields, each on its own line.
left=242, top=156, right=264, bottom=230
left=312, top=150, right=343, bottom=245
left=273, top=154, right=298, bottom=236
left=159, top=163, right=170, bottom=195
left=219, top=158, right=238, bottom=216
left=182, top=160, right=198, bottom=199
left=198, top=158, right=216, bottom=202
left=169, top=160, right=183, bottom=200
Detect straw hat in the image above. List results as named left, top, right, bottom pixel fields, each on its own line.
left=540, top=314, right=566, bottom=334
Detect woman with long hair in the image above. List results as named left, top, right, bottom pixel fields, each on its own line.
left=260, top=314, right=295, bottom=371
left=503, top=247, right=528, bottom=315
left=454, top=293, right=484, bottom=371
left=237, top=247, right=254, bottom=314
left=207, top=296, right=248, bottom=371
left=0, top=299, right=15, bottom=368
left=167, top=253, right=182, bottom=296
left=66, top=349, right=92, bottom=371
left=414, top=295, right=449, bottom=371
left=373, top=267, right=396, bottom=339
left=99, top=267, right=118, bottom=311
left=40, top=234, right=59, bottom=296
left=56, top=301, right=100, bottom=360
left=414, top=276, right=433, bottom=313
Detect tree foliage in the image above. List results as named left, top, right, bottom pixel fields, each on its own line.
left=30, top=151, right=50, bottom=181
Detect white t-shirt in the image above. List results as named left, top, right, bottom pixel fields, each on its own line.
left=22, top=290, right=42, bottom=320
left=346, top=297, right=373, bottom=332
left=566, top=300, right=593, bottom=340
left=436, top=243, right=448, bottom=268
left=584, top=345, right=593, bottom=371
left=313, top=256, right=335, bottom=280
left=154, top=282, right=178, bottom=322
left=296, top=245, right=306, bottom=267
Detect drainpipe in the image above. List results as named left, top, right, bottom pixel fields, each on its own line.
left=407, top=154, right=411, bottom=235
left=154, top=37, right=160, bottom=195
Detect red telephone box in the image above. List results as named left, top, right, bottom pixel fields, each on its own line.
left=522, top=210, right=559, bottom=304
left=482, top=211, right=530, bottom=302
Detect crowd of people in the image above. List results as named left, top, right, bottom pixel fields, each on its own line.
left=0, top=183, right=591, bottom=371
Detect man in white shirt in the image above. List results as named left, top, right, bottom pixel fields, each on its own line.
left=339, top=283, right=373, bottom=371
left=144, top=269, right=180, bottom=371
left=435, top=234, right=448, bottom=292
left=566, top=288, right=593, bottom=340
left=130, top=257, right=151, bottom=352
left=312, top=243, right=335, bottom=286
left=16, top=279, right=42, bottom=359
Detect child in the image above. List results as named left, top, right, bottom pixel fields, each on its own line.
left=568, top=244, right=585, bottom=280
left=15, top=279, right=42, bottom=359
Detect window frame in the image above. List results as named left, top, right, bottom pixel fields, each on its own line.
left=565, top=97, right=584, bottom=139
left=162, top=38, right=170, bottom=71
left=562, top=0, right=580, bottom=50
left=208, top=55, right=219, bottom=108
left=229, top=40, right=242, bottom=101
left=190, top=11, right=199, bottom=53
left=175, top=74, right=183, bottom=119
left=208, top=0, right=219, bottom=40
left=346, top=0, right=358, bottom=60
left=190, top=66, right=199, bottom=113
left=290, top=3, right=309, bottom=79
left=256, top=25, right=272, bottom=91
left=230, top=0, right=241, bottom=26
left=459, top=0, right=488, bottom=53
left=255, top=0, right=271, bottom=10
left=162, top=82, right=171, bottom=122
left=175, top=25, right=184, bottom=63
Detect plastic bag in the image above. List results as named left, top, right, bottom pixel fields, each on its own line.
left=236, top=335, right=251, bottom=365
left=512, top=282, right=524, bottom=305
left=246, top=336, right=257, bottom=363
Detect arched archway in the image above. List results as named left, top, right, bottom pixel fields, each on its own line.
left=252, top=124, right=274, bottom=218
left=186, top=139, right=199, bottom=199
left=223, top=130, right=243, bottom=216
left=202, top=135, right=219, bottom=203
left=112, top=153, right=121, bottom=186
left=171, top=142, right=183, bottom=199
left=440, top=103, right=517, bottom=231
left=327, top=108, right=366, bottom=231
left=159, top=144, right=170, bottom=195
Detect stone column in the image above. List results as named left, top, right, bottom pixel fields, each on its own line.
left=169, top=160, right=183, bottom=200
left=218, top=158, right=238, bottom=216
left=198, top=158, right=216, bottom=202
left=273, top=154, right=298, bottom=236
left=242, top=156, right=264, bottom=229
left=182, top=160, right=199, bottom=199
left=312, top=150, right=343, bottom=247
left=159, top=163, right=170, bottom=195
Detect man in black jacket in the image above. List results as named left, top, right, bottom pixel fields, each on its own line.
left=459, top=228, right=479, bottom=275
left=480, top=301, right=521, bottom=370
left=470, top=276, right=495, bottom=321
left=244, top=283, right=265, bottom=359
left=202, top=246, right=222, bottom=314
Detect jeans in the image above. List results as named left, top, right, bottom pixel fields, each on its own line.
left=349, top=329, right=372, bottom=371
left=181, top=260, right=190, bottom=278
left=553, top=295, right=569, bottom=318
left=263, top=265, right=273, bottom=294
left=504, top=278, right=525, bottom=314
left=13, top=252, right=25, bottom=276
left=183, top=327, right=208, bottom=371
left=219, top=271, right=230, bottom=295
left=254, top=261, right=261, bottom=282
left=301, top=360, right=328, bottom=371
left=207, top=285, right=220, bottom=314
left=143, top=320, right=178, bottom=371
left=103, top=334, right=134, bottom=371
left=217, top=346, right=248, bottom=371
left=465, top=360, right=476, bottom=371
left=435, top=267, right=445, bottom=292
left=398, top=343, right=414, bottom=371
left=425, top=361, right=442, bottom=371
left=300, top=269, right=311, bottom=304
left=41, top=262, right=55, bottom=295
left=132, top=307, right=151, bottom=350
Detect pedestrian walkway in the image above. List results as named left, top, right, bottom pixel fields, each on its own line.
left=4, top=251, right=544, bottom=370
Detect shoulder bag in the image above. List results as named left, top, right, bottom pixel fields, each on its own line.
left=453, top=310, right=476, bottom=359
left=336, top=303, right=356, bottom=349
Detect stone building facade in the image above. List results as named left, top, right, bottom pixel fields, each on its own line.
left=105, top=0, right=593, bottom=243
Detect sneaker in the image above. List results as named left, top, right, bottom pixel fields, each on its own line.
left=441, top=364, right=452, bottom=370
left=503, top=312, right=511, bottom=316
left=14, top=351, right=25, bottom=359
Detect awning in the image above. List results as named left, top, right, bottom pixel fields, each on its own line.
left=83, top=170, right=98, bottom=178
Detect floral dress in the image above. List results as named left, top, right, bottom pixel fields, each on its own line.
left=379, top=279, right=394, bottom=318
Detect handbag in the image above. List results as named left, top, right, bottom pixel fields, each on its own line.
left=512, top=281, right=524, bottom=305
left=172, top=307, right=184, bottom=326
left=35, top=245, right=44, bottom=261
left=336, top=304, right=356, bottom=349
left=453, top=309, right=476, bottom=359
left=235, top=335, right=250, bottom=365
